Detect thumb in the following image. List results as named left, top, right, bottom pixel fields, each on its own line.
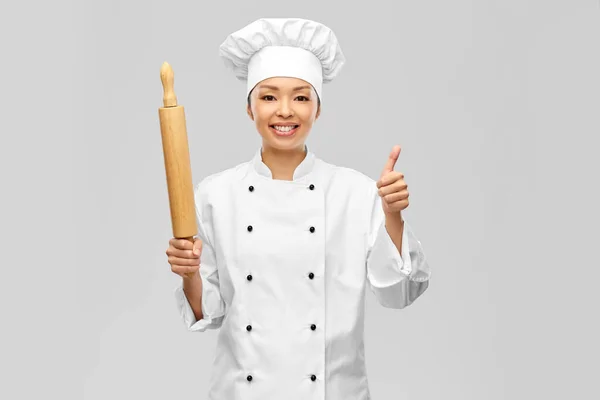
left=380, top=145, right=401, bottom=178
left=193, top=238, right=202, bottom=255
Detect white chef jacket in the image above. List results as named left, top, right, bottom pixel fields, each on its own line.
left=174, top=144, right=431, bottom=400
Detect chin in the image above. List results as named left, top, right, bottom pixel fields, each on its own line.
left=263, top=140, right=299, bottom=151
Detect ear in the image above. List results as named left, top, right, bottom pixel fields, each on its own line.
left=246, top=103, right=254, bottom=120
left=315, top=104, right=321, bottom=120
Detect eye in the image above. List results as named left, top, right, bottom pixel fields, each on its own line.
left=261, top=95, right=275, bottom=101
left=296, top=96, right=309, bottom=101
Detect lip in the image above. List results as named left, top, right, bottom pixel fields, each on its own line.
left=269, top=124, right=300, bottom=137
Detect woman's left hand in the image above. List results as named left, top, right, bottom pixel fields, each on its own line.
left=376, top=145, right=409, bottom=216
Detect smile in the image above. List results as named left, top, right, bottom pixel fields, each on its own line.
left=269, top=125, right=299, bottom=137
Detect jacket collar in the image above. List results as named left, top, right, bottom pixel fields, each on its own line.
left=252, top=144, right=316, bottom=180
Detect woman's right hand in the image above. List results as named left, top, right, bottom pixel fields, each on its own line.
left=166, top=237, right=202, bottom=279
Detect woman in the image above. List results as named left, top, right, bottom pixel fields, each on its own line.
left=166, top=17, right=431, bottom=400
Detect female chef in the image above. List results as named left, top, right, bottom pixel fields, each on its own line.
left=166, top=17, right=431, bottom=400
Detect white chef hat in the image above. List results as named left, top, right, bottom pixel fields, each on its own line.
left=218, top=18, right=346, bottom=102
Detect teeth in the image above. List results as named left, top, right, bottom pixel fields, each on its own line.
left=273, top=125, right=297, bottom=132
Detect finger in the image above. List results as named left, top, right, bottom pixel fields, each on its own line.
left=377, top=171, right=404, bottom=189
left=383, top=191, right=409, bottom=203
left=173, top=238, right=194, bottom=250
left=386, top=199, right=409, bottom=210
left=168, top=247, right=199, bottom=259
left=380, top=145, right=401, bottom=177
left=168, top=255, right=201, bottom=266
left=378, top=179, right=407, bottom=197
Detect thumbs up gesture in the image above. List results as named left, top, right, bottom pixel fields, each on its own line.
left=376, top=145, right=409, bottom=216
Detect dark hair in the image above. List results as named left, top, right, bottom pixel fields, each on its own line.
left=247, top=90, right=321, bottom=108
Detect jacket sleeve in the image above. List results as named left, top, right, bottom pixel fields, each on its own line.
left=365, top=182, right=431, bottom=309
left=174, top=178, right=226, bottom=332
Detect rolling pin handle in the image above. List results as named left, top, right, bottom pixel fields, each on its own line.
left=160, top=62, right=178, bottom=108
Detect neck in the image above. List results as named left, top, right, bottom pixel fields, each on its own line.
left=261, top=143, right=307, bottom=181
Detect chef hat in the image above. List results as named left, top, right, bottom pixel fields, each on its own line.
left=218, top=18, right=346, bottom=102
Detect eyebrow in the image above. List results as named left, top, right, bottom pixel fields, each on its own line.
left=258, top=84, right=311, bottom=91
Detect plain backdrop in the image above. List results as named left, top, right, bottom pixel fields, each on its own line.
left=0, top=1, right=598, bottom=399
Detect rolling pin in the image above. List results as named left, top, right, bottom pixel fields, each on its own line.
left=158, top=62, right=198, bottom=276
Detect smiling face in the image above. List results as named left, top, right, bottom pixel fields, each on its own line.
left=246, top=76, right=321, bottom=152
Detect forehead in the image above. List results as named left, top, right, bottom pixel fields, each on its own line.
left=255, top=76, right=314, bottom=91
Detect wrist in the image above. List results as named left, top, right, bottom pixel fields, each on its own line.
left=384, top=211, right=404, bottom=222
left=183, top=270, right=201, bottom=281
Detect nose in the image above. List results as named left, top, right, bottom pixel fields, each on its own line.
left=276, top=98, right=294, bottom=118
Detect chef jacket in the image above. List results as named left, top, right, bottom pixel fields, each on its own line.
left=174, top=144, right=431, bottom=400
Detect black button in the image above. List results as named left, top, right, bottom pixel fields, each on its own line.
left=309, top=184, right=315, bottom=190
left=309, top=226, right=315, bottom=233
left=247, top=274, right=253, bottom=281
left=311, top=374, right=316, bottom=381
left=247, top=225, right=253, bottom=232
left=311, top=324, right=316, bottom=330
left=247, top=375, right=253, bottom=382
left=249, top=185, right=254, bottom=192
left=246, top=325, right=252, bottom=331
left=308, top=272, right=314, bottom=279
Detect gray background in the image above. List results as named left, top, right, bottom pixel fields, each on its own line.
left=1, top=0, right=598, bottom=399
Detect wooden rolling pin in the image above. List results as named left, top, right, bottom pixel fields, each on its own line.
left=158, top=62, right=198, bottom=268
